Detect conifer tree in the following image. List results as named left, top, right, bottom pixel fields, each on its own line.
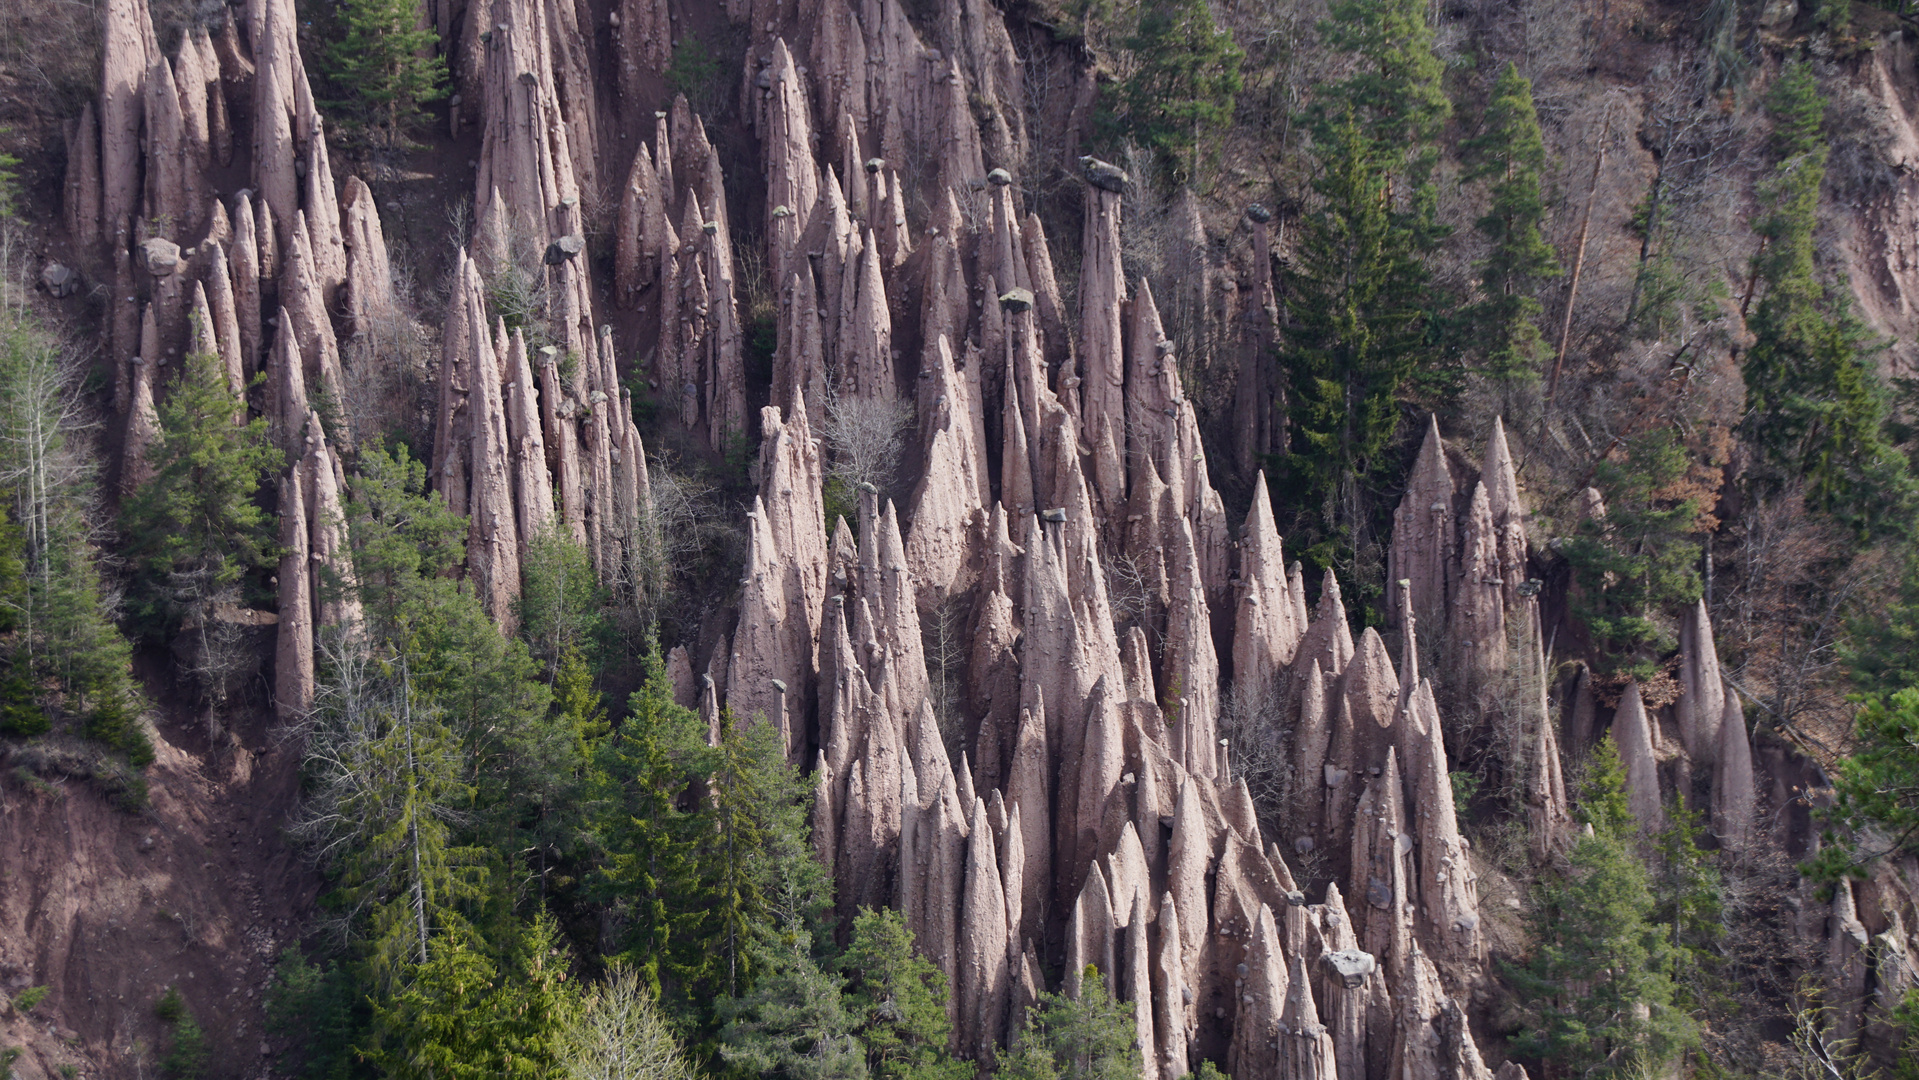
left=842, top=908, right=968, bottom=1080
left=1742, top=62, right=1916, bottom=537
left=1463, top=63, right=1561, bottom=381
left=1105, top=0, right=1243, bottom=180
left=120, top=347, right=278, bottom=636
left=994, top=969, right=1140, bottom=1080
left=0, top=322, right=143, bottom=753
left=1279, top=108, right=1434, bottom=597
left=322, top=0, right=448, bottom=147
left=590, top=654, right=710, bottom=1003
left=1514, top=737, right=1697, bottom=1077
left=1277, top=0, right=1452, bottom=605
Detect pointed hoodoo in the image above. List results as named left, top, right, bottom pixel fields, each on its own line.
left=1449, top=480, right=1506, bottom=692
left=957, top=796, right=1010, bottom=1063
left=1076, top=158, right=1127, bottom=511
left=1408, top=680, right=1484, bottom=975
left=1390, top=415, right=1454, bottom=634
left=275, top=467, right=314, bottom=721
left=465, top=316, right=521, bottom=631
left=760, top=39, right=818, bottom=288
left=1296, top=569, right=1356, bottom=679
left=1713, top=685, right=1757, bottom=857
left=1232, top=203, right=1282, bottom=482
left=303, top=412, right=362, bottom=634
left=1677, top=599, right=1725, bottom=766
left=1234, top=473, right=1300, bottom=707
left=1612, top=680, right=1665, bottom=834
left=1227, top=903, right=1287, bottom=1080
left=905, top=336, right=987, bottom=606
left=341, top=176, right=395, bottom=337
left=1482, top=417, right=1529, bottom=599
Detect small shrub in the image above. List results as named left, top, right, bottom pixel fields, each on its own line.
left=155, top=988, right=207, bottom=1080
left=12, top=986, right=47, bottom=1013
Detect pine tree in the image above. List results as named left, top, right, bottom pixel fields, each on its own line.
left=1513, top=737, right=1697, bottom=1077
left=842, top=909, right=968, bottom=1080
left=1559, top=431, right=1707, bottom=673
left=994, top=970, right=1140, bottom=1080
left=369, top=918, right=576, bottom=1080
left=1277, top=0, right=1453, bottom=609
left=717, top=916, right=868, bottom=1080
left=589, top=654, right=709, bottom=1004
left=1278, top=108, right=1434, bottom=603
left=120, top=347, right=278, bottom=636
left=1742, top=62, right=1916, bottom=538
left=1463, top=63, right=1561, bottom=382
left=1104, top=0, right=1244, bottom=180
left=322, top=0, right=448, bottom=148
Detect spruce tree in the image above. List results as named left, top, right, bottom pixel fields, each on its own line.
left=1742, top=62, right=1916, bottom=537
left=1514, top=737, right=1697, bottom=1077
left=1279, top=108, right=1434, bottom=600
left=322, top=0, right=448, bottom=147
left=1463, top=63, right=1561, bottom=382
left=842, top=908, right=968, bottom=1080
left=1277, top=0, right=1452, bottom=608
left=1105, top=0, right=1244, bottom=180
left=120, top=347, right=278, bottom=637
left=589, top=654, right=710, bottom=1004
left=994, top=969, right=1140, bottom=1080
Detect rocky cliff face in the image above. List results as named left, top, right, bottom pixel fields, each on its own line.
left=10, top=0, right=1919, bottom=1076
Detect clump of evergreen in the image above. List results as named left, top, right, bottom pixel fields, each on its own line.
left=155, top=987, right=208, bottom=1080
left=318, top=0, right=448, bottom=147
left=1099, top=0, right=1243, bottom=182
left=994, top=968, right=1141, bottom=1080
left=1273, top=0, right=1451, bottom=615
left=1512, top=737, right=1698, bottom=1077
left=1559, top=431, right=1708, bottom=674
left=1742, top=61, right=1916, bottom=539
left=1462, top=63, right=1561, bottom=383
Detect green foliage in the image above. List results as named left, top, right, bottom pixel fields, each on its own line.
left=1825, top=688, right=1919, bottom=856
left=1513, top=736, right=1697, bottom=1077
left=842, top=909, right=968, bottom=1080
left=1651, top=804, right=1724, bottom=1009
left=1100, top=0, right=1243, bottom=181
left=1271, top=0, right=1452, bottom=608
left=266, top=947, right=365, bottom=1080
left=369, top=919, right=576, bottom=1080
left=518, top=530, right=606, bottom=680
left=319, top=0, right=448, bottom=147
left=589, top=653, right=709, bottom=1003
left=345, top=442, right=468, bottom=642
left=1560, top=432, right=1706, bottom=671
left=0, top=148, right=20, bottom=221
left=717, top=918, right=866, bottom=1080
left=1315, top=0, right=1451, bottom=191
left=1176, top=1064, right=1227, bottom=1080
left=120, top=348, right=278, bottom=637
left=994, top=969, right=1141, bottom=1080
left=10, top=987, right=47, bottom=1014
left=155, top=988, right=208, bottom=1080
left=0, top=321, right=144, bottom=759
left=1463, top=63, right=1561, bottom=381
left=666, top=36, right=726, bottom=117
left=1846, top=550, right=1919, bottom=699
left=1277, top=107, right=1436, bottom=612
left=703, top=714, right=827, bottom=1000
left=1743, top=63, right=1916, bottom=538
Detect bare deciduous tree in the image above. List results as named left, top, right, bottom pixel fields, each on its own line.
left=820, top=382, right=912, bottom=498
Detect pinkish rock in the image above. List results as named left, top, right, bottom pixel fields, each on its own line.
left=341, top=176, right=394, bottom=336
left=1677, top=599, right=1725, bottom=767
left=1714, top=684, right=1756, bottom=857
left=1612, top=680, right=1664, bottom=834
left=1227, top=903, right=1286, bottom=1080
left=275, top=467, right=313, bottom=720
left=64, top=102, right=103, bottom=251
left=1389, top=416, right=1453, bottom=633
left=958, top=796, right=1009, bottom=1062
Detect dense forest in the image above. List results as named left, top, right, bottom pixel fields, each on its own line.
left=0, top=0, right=1916, bottom=1078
